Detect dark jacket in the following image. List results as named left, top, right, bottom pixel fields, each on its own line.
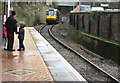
left=18, top=24, right=25, bottom=40
left=5, top=16, right=17, bottom=34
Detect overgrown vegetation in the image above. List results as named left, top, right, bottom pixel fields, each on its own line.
left=11, top=2, right=58, bottom=26
left=11, top=3, right=46, bottom=26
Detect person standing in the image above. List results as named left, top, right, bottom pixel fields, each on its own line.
left=17, top=23, right=25, bottom=51
left=2, top=23, right=7, bottom=50
left=5, top=11, right=17, bottom=51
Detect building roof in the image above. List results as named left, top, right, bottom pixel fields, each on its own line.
left=72, top=5, right=80, bottom=12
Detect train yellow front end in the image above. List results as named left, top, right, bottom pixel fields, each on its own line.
left=46, top=16, right=57, bottom=23
left=46, top=8, right=59, bottom=24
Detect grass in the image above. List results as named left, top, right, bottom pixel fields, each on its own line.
left=68, top=25, right=120, bottom=47
left=80, top=32, right=120, bottom=47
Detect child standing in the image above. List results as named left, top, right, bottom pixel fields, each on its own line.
left=17, top=23, right=25, bottom=51
left=3, top=23, right=7, bottom=50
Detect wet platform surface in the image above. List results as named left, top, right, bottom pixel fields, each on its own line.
left=2, top=27, right=87, bottom=82
left=2, top=27, right=53, bottom=81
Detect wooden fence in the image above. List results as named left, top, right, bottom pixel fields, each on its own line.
left=70, top=12, right=120, bottom=42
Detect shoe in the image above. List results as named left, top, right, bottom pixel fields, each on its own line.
left=22, top=48, right=25, bottom=51
left=17, top=49, right=22, bottom=51
left=7, top=49, right=15, bottom=51
left=4, top=48, right=7, bottom=50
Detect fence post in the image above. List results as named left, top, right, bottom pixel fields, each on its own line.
left=88, top=20, right=91, bottom=33
left=69, top=14, right=71, bottom=24
left=108, top=14, right=112, bottom=39
left=82, top=14, right=84, bottom=30
left=76, top=14, right=79, bottom=30
left=73, top=14, right=75, bottom=27
left=97, top=14, right=100, bottom=36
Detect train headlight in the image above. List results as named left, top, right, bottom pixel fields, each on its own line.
left=46, top=16, right=57, bottom=20
left=53, top=16, right=56, bottom=19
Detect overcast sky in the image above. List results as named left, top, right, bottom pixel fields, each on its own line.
left=57, top=0, right=120, bottom=2
left=1, top=0, right=120, bottom=2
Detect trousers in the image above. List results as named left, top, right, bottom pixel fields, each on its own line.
left=19, top=39, right=25, bottom=49
left=7, top=33, right=14, bottom=50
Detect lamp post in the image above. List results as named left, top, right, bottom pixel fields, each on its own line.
left=7, top=0, right=10, bottom=17
left=3, top=0, right=6, bottom=22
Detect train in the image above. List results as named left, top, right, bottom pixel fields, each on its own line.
left=46, top=8, right=60, bottom=24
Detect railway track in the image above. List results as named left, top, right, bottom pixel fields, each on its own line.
left=39, top=23, right=120, bottom=83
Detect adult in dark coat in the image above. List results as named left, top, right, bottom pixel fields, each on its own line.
left=5, top=11, right=17, bottom=51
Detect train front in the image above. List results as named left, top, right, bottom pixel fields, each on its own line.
left=46, top=9, right=58, bottom=24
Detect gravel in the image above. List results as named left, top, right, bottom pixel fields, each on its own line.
left=35, top=23, right=120, bottom=82
left=51, top=23, right=120, bottom=81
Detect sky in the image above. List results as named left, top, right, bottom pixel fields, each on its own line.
left=1, top=0, right=120, bottom=2
left=57, top=0, right=120, bottom=2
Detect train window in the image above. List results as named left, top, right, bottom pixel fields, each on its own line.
left=54, top=11, right=57, bottom=16
left=48, top=11, right=54, bottom=16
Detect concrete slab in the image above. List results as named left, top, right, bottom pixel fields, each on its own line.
left=28, top=27, right=87, bottom=82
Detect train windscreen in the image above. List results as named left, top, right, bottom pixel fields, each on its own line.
left=48, top=10, right=54, bottom=16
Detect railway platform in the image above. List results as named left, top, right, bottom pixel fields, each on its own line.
left=2, top=27, right=87, bottom=82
